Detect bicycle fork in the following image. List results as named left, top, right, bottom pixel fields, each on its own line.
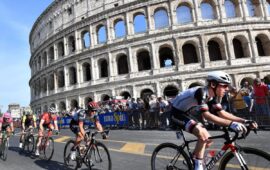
left=232, top=150, right=248, bottom=170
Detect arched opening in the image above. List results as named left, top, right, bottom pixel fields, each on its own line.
left=140, top=89, right=154, bottom=100
left=69, top=67, right=77, bottom=85
left=201, top=1, right=216, bottom=20
left=163, top=86, right=179, bottom=98
left=70, top=99, right=78, bottom=109
left=133, top=13, right=147, bottom=33
left=120, top=91, right=131, bottom=99
left=48, top=46, right=54, bottom=63
left=102, top=95, right=110, bottom=101
left=68, top=36, right=76, bottom=53
left=182, top=43, right=199, bottom=64
left=189, top=82, right=203, bottom=88
left=82, top=62, right=91, bottom=81
left=99, top=59, right=108, bottom=78
left=97, top=25, right=107, bottom=44
left=225, top=0, right=236, bottom=18
left=57, top=41, right=65, bottom=58
left=255, top=34, right=270, bottom=56
left=159, top=46, right=175, bottom=67
left=263, top=75, right=270, bottom=84
left=154, top=8, right=169, bottom=29
left=247, top=0, right=262, bottom=17
left=42, top=52, right=47, bottom=68
left=49, top=103, right=56, bottom=109
left=114, top=19, right=126, bottom=38
left=42, top=77, right=47, bottom=93
left=84, top=97, right=93, bottom=108
left=117, top=55, right=129, bottom=74
left=57, top=70, right=65, bottom=88
left=48, top=74, right=54, bottom=91
left=176, top=3, right=193, bottom=24
left=137, top=50, right=151, bottom=71
left=233, top=38, right=245, bottom=58
left=59, top=102, right=66, bottom=112
left=208, top=40, right=223, bottom=61
left=82, top=31, right=91, bottom=48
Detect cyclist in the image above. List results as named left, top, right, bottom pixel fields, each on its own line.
left=35, top=107, right=59, bottom=156
left=19, top=110, right=37, bottom=148
left=69, top=102, right=107, bottom=160
left=170, top=71, right=258, bottom=170
left=0, top=112, right=14, bottom=145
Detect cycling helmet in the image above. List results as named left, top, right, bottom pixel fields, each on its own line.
left=3, top=112, right=11, bottom=119
left=48, top=107, right=57, bottom=114
left=87, top=101, right=99, bottom=111
left=207, top=71, right=231, bottom=84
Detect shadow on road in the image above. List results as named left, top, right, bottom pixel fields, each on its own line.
left=34, top=159, right=72, bottom=170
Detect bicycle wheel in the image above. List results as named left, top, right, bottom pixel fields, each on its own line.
left=43, top=137, right=54, bottom=161
left=219, top=147, right=270, bottom=170
left=26, top=135, right=35, bottom=154
left=87, top=141, right=112, bottom=170
left=63, top=140, right=77, bottom=168
left=1, top=139, right=8, bottom=161
left=151, top=143, right=193, bottom=170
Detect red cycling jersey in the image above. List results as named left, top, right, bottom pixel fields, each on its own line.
left=40, top=112, right=57, bottom=125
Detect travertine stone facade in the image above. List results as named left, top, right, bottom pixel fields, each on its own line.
left=29, top=0, right=270, bottom=113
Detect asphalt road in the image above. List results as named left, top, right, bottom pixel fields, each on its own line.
left=0, top=129, right=269, bottom=170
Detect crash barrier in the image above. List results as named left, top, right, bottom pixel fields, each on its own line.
left=58, top=111, right=128, bottom=128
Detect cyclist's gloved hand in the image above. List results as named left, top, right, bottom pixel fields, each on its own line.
left=229, top=122, right=247, bottom=134
left=244, top=120, right=258, bottom=129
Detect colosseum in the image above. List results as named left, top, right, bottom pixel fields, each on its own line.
left=29, top=0, right=270, bottom=113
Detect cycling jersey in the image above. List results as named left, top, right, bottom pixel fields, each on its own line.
left=0, top=116, right=13, bottom=131
left=40, top=112, right=57, bottom=125
left=22, top=115, right=36, bottom=127
left=171, top=86, right=223, bottom=132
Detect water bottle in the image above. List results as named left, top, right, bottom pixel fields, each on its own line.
left=204, top=150, right=216, bottom=165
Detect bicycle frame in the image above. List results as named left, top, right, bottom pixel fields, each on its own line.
left=39, top=129, right=52, bottom=151
left=177, top=129, right=249, bottom=170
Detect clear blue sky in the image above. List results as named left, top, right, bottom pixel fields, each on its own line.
left=0, top=0, right=53, bottom=112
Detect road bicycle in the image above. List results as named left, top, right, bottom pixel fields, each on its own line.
left=35, top=129, right=58, bottom=161
left=151, top=126, right=270, bottom=170
left=20, top=127, right=35, bottom=154
left=63, top=127, right=111, bottom=170
left=0, top=131, right=9, bottom=161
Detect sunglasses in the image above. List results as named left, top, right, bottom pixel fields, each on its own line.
left=218, top=84, right=229, bottom=88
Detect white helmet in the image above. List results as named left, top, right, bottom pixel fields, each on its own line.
left=48, top=107, right=57, bottom=114
left=207, top=71, right=231, bottom=84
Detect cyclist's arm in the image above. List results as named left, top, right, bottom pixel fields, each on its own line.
left=202, top=111, right=231, bottom=126
left=22, top=116, right=26, bottom=130
left=53, top=120, right=58, bottom=131
left=10, top=122, right=14, bottom=132
left=217, top=110, right=245, bottom=123
left=78, top=121, right=85, bottom=137
left=33, top=116, right=37, bottom=129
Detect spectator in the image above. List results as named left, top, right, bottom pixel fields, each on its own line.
left=231, top=87, right=249, bottom=116
left=158, top=97, right=169, bottom=129
left=252, top=78, right=270, bottom=115
left=241, top=81, right=253, bottom=111
left=137, top=98, right=145, bottom=129
left=148, top=94, right=159, bottom=128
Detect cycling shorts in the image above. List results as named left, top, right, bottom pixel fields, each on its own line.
left=171, top=107, right=203, bottom=133
left=1, top=124, right=11, bottom=132
left=69, top=119, right=80, bottom=135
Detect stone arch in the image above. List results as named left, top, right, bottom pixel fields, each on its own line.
left=48, top=73, right=54, bottom=90
left=200, top=0, right=217, bottom=20
left=41, top=77, right=47, bottom=93
left=57, top=41, right=65, bottom=58
left=114, top=18, right=126, bottom=38
left=207, top=38, right=225, bottom=61
left=176, top=2, right=193, bottom=24
left=232, top=35, right=250, bottom=58
left=49, top=103, right=56, bottom=109
left=69, top=66, right=77, bottom=85
left=182, top=42, right=199, bottom=64
left=263, top=75, right=270, bottom=84
left=57, top=70, right=65, bottom=88
left=98, top=59, right=108, bottom=78
left=42, top=51, right=47, bottom=68
left=154, top=8, right=169, bottom=29
left=70, top=99, right=79, bottom=109
left=159, top=45, right=175, bottom=67
left=133, top=12, right=147, bottom=33
left=240, top=77, right=254, bottom=87
left=84, top=97, right=93, bottom=108
left=81, top=30, right=90, bottom=48
left=97, top=24, right=107, bottom=44
left=117, top=54, right=129, bottom=74
left=246, top=0, right=263, bottom=17
left=140, top=88, right=154, bottom=100
left=137, top=49, right=151, bottom=71
left=43, top=105, right=48, bottom=112
left=255, top=34, right=270, bottom=56
left=82, top=62, right=91, bottom=81
left=188, top=82, right=204, bottom=88
left=120, top=91, right=131, bottom=99
left=101, top=94, right=110, bottom=101
left=163, top=85, right=179, bottom=98
left=59, top=101, right=66, bottom=112
left=68, top=35, right=76, bottom=53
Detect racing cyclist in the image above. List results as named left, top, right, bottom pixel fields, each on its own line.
left=69, top=101, right=107, bottom=160
left=171, top=71, right=258, bottom=170
left=35, top=107, right=59, bottom=156
left=0, top=112, right=14, bottom=145
left=19, top=111, right=37, bottom=148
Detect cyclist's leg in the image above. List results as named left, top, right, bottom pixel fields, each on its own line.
left=35, top=125, right=45, bottom=155
left=93, top=115, right=108, bottom=139
left=69, top=124, right=83, bottom=160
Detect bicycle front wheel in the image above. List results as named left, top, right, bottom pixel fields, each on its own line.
left=87, top=141, right=112, bottom=170
left=219, top=147, right=270, bottom=170
left=151, top=143, right=192, bottom=170
left=1, top=139, right=8, bottom=161
left=26, top=135, right=35, bottom=154
left=63, top=140, right=77, bottom=168
left=43, top=137, right=54, bottom=161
